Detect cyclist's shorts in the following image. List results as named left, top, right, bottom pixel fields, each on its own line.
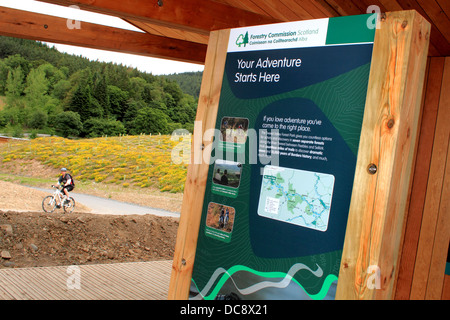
left=62, top=185, right=74, bottom=192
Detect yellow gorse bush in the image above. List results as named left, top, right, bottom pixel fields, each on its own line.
left=0, top=135, right=190, bottom=193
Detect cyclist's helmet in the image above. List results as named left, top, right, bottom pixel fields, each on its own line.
left=61, top=168, right=67, bottom=172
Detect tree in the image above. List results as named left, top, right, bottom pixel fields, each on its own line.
left=82, top=118, right=125, bottom=137
left=67, top=68, right=102, bottom=122
left=52, top=79, right=71, bottom=100
left=3, top=54, right=31, bottom=77
left=0, top=37, right=203, bottom=137
left=92, top=71, right=108, bottom=112
left=106, top=85, right=128, bottom=120
left=131, top=107, right=170, bottom=135
left=27, top=108, right=48, bottom=129
left=5, top=66, right=25, bottom=98
left=51, top=111, right=83, bottom=137
left=38, top=63, right=66, bottom=91
left=0, top=60, right=10, bottom=95
left=24, top=66, right=49, bottom=109
left=128, top=77, right=147, bottom=101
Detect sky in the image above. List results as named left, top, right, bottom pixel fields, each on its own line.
left=0, top=0, right=205, bottom=75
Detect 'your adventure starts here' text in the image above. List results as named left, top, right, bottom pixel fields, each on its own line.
left=235, top=57, right=302, bottom=83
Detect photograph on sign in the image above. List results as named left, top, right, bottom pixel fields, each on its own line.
left=218, top=116, right=249, bottom=154
left=205, top=202, right=236, bottom=243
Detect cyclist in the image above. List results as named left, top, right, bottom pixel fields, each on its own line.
left=58, top=168, right=74, bottom=202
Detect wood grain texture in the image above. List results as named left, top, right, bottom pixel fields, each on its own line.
left=0, top=6, right=207, bottom=64
left=410, top=56, right=450, bottom=299
left=394, top=57, right=445, bottom=300
left=7, top=0, right=448, bottom=59
left=0, top=261, right=172, bottom=300
left=335, top=10, right=430, bottom=300
left=36, top=0, right=278, bottom=33
left=168, top=29, right=230, bottom=300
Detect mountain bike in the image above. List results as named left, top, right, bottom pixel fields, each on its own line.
left=42, top=185, right=75, bottom=213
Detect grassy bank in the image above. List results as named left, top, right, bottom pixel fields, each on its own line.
left=0, top=134, right=190, bottom=193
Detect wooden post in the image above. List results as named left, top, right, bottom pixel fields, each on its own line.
left=335, top=11, right=430, bottom=300
left=168, top=29, right=230, bottom=300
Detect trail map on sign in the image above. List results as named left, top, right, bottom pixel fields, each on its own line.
left=257, top=166, right=335, bottom=232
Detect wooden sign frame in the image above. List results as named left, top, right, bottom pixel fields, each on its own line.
left=168, top=10, right=430, bottom=300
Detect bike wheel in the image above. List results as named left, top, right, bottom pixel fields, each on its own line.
left=63, top=197, right=75, bottom=214
left=42, top=196, right=57, bottom=213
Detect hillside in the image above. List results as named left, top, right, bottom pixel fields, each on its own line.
left=0, top=134, right=189, bottom=194
left=0, top=36, right=202, bottom=138
left=163, top=71, right=203, bottom=99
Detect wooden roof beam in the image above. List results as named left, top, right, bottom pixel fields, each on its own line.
left=35, top=0, right=279, bottom=34
left=0, top=7, right=207, bottom=64
left=125, top=19, right=210, bottom=45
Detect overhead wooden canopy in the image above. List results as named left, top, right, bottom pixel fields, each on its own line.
left=0, top=0, right=448, bottom=64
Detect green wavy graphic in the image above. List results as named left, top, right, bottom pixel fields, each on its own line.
left=192, top=264, right=338, bottom=300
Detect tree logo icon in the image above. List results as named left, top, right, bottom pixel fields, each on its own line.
left=236, top=31, right=249, bottom=47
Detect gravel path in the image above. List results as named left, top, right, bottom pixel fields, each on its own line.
left=30, top=187, right=180, bottom=218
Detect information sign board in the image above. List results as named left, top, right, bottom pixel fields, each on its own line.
left=189, top=14, right=376, bottom=300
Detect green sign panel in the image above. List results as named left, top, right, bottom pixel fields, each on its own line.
left=190, top=14, right=376, bottom=300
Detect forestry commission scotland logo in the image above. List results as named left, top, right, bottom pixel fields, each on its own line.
left=236, top=31, right=249, bottom=47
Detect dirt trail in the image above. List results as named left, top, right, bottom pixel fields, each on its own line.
left=0, top=180, right=179, bottom=268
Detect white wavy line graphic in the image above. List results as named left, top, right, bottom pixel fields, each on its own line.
left=191, top=263, right=323, bottom=300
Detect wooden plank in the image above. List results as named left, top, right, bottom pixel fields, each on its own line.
left=396, top=0, right=450, bottom=56
left=426, top=137, right=450, bottom=299
left=214, top=0, right=269, bottom=16
left=410, top=56, right=450, bottom=299
left=436, top=0, right=450, bottom=18
left=0, top=271, right=35, bottom=299
left=314, top=0, right=341, bottom=17
left=0, top=7, right=207, bottom=64
left=394, top=57, right=445, bottom=300
left=168, top=29, right=230, bottom=300
left=335, top=10, right=430, bottom=300
left=291, top=0, right=334, bottom=18
left=84, top=265, right=150, bottom=299
left=378, top=0, right=404, bottom=11
left=417, top=0, right=450, bottom=43
left=324, top=0, right=363, bottom=15
left=442, top=275, right=450, bottom=300
left=241, top=0, right=303, bottom=20
left=126, top=19, right=210, bottom=44
left=0, top=268, right=60, bottom=300
left=0, top=261, right=172, bottom=300
left=81, top=264, right=150, bottom=299
left=36, top=0, right=278, bottom=34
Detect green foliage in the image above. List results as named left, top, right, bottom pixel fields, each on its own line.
left=131, top=107, right=170, bottom=135
left=0, top=36, right=203, bottom=138
left=50, top=111, right=83, bottom=137
left=82, top=118, right=126, bottom=137
left=164, top=71, right=203, bottom=99
left=27, top=108, right=48, bottom=129
left=5, top=66, right=25, bottom=98
left=106, top=85, right=128, bottom=120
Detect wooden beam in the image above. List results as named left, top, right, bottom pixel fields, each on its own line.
left=335, top=10, right=430, bottom=300
left=125, top=19, right=209, bottom=45
left=168, top=29, right=230, bottom=300
left=35, top=0, right=279, bottom=34
left=0, top=7, right=207, bottom=64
